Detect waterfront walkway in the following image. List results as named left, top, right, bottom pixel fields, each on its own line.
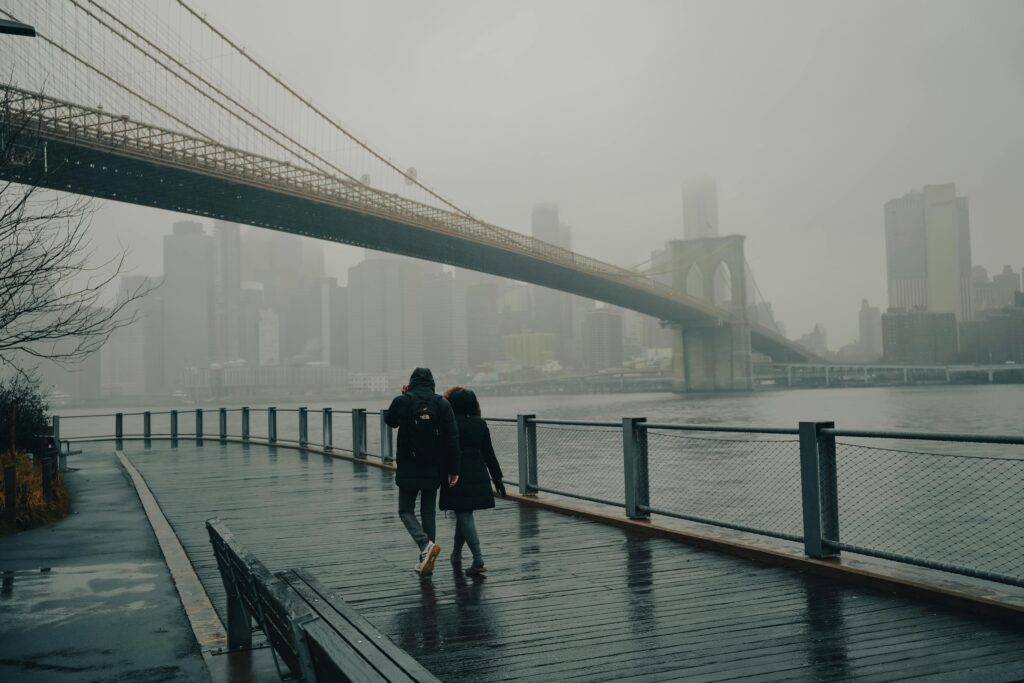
left=0, top=447, right=210, bottom=683
left=123, top=440, right=1024, bottom=682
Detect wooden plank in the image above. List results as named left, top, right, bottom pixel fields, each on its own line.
left=123, top=443, right=1024, bottom=683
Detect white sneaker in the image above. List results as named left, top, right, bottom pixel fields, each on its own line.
left=415, top=541, right=441, bottom=576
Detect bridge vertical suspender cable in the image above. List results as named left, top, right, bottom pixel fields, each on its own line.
left=174, top=0, right=475, bottom=219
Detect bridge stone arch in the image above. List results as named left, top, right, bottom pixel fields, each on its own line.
left=658, top=236, right=752, bottom=392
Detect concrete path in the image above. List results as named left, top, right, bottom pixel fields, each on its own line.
left=0, top=445, right=210, bottom=683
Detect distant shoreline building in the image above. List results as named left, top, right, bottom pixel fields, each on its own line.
left=884, top=184, right=972, bottom=321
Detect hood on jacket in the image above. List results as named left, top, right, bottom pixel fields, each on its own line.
left=408, top=367, right=435, bottom=393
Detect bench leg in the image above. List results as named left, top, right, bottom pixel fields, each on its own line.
left=227, top=592, right=253, bottom=650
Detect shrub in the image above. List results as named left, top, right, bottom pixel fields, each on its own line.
left=0, top=374, right=50, bottom=454
left=0, top=450, right=70, bottom=534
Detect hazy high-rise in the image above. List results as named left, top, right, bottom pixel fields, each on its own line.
left=884, top=184, right=972, bottom=320
left=682, top=178, right=719, bottom=240
left=162, top=221, right=213, bottom=389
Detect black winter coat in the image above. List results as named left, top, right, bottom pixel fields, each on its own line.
left=384, top=368, right=460, bottom=490
left=439, top=416, right=504, bottom=512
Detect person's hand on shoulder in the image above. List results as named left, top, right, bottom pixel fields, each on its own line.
left=401, top=384, right=409, bottom=394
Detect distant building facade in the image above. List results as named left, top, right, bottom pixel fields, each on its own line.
left=682, top=177, right=719, bottom=239
left=882, top=308, right=958, bottom=365
left=502, top=332, right=556, bottom=368
left=581, top=308, right=624, bottom=371
left=858, top=299, right=883, bottom=360
left=884, top=184, right=972, bottom=320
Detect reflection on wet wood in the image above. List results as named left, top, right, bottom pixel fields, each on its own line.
left=126, top=442, right=1024, bottom=682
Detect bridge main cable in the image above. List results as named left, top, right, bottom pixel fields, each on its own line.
left=175, top=0, right=475, bottom=219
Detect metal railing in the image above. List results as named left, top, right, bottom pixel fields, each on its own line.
left=55, top=408, right=1024, bottom=589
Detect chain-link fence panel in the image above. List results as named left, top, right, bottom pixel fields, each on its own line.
left=223, top=409, right=243, bottom=439
left=485, top=419, right=518, bottom=486
left=834, top=440, right=1024, bottom=584
left=533, top=423, right=624, bottom=506
left=365, top=411, right=382, bottom=458
left=60, top=414, right=117, bottom=440
left=332, top=410, right=354, bottom=453
left=645, top=429, right=803, bottom=541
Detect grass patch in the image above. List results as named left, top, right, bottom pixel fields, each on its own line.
left=0, top=451, right=71, bottom=536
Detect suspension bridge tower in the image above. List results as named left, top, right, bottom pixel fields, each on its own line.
left=658, top=236, right=754, bottom=392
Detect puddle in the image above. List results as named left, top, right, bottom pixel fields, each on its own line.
left=0, top=563, right=165, bottom=632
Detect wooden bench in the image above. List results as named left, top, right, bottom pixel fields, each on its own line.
left=206, top=518, right=440, bottom=683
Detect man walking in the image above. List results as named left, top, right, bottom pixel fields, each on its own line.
left=385, top=368, right=460, bottom=576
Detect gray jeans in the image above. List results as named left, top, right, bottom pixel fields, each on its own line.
left=398, top=487, right=437, bottom=551
left=453, top=511, right=483, bottom=565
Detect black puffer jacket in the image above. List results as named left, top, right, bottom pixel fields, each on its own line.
left=385, top=368, right=460, bottom=490
left=440, top=415, right=504, bottom=512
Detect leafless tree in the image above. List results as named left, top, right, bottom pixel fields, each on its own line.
left=1, top=85, right=152, bottom=376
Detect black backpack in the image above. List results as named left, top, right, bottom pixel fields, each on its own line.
left=407, top=395, right=442, bottom=460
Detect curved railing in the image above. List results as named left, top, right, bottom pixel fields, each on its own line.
left=53, top=407, right=1024, bottom=590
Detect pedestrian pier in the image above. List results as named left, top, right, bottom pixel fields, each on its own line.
left=45, top=408, right=1024, bottom=680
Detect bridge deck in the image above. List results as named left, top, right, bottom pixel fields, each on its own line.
left=123, top=441, right=1024, bottom=682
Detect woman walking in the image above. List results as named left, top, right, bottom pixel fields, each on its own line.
left=439, top=386, right=506, bottom=575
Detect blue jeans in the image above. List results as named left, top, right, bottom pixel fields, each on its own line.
left=454, top=511, right=483, bottom=565
left=398, top=487, right=437, bottom=551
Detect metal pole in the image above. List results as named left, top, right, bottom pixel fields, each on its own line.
left=380, top=409, right=394, bottom=463
left=115, top=413, right=123, bottom=450
left=53, top=415, right=66, bottom=472
left=298, top=407, right=308, bottom=447
left=241, top=407, right=250, bottom=440
left=267, top=407, right=277, bottom=443
left=352, top=409, right=367, bottom=458
left=170, top=410, right=178, bottom=447
left=143, top=411, right=151, bottom=440
left=623, top=417, right=650, bottom=520
left=195, top=409, right=204, bottom=444
left=799, top=421, right=840, bottom=559
left=219, top=408, right=227, bottom=442
left=517, top=414, right=538, bottom=495
left=322, top=408, right=333, bottom=451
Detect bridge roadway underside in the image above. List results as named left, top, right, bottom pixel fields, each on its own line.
left=121, top=440, right=1024, bottom=682
left=1, top=135, right=805, bottom=365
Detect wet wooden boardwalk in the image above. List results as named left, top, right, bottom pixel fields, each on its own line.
left=123, top=441, right=1024, bottom=682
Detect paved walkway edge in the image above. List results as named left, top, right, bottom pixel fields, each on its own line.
left=115, top=449, right=227, bottom=655
left=96, top=437, right=1024, bottom=624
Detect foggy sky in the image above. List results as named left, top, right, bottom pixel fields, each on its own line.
left=90, top=0, right=1024, bottom=345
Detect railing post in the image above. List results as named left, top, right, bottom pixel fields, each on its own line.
left=218, top=408, right=227, bottom=442
left=115, top=412, right=123, bottom=450
left=322, top=408, right=333, bottom=451
left=799, top=421, right=840, bottom=559
left=517, top=414, right=538, bottom=495
left=195, top=408, right=204, bottom=444
left=298, top=407, right=308, bottom=447
left=241, top=407, right=250, bottom=440
left=380, top=409, right=394, bottom=463
left=623, top=417, right=650, bottom=520
left=170, top=410, right=178, bottom=447
left=52, top=415, right=66, bottom=471
left=352, top=409, right=367, bottom=458
left=3, top=465, right=16, bottom=523
left=267, top=407, right=277, bottom=443
left=143, top=411, right=151, bottom=442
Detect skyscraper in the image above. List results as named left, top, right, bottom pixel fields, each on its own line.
left=884, top=184, right=972, bottom=320
left=581, top=308, right=624, bottom=370
left=162, top=221, right=213, bottom=389
left=858, top=299, right=883, bottom=360
left=682, top=178, right=719, bottom=240
left=212, top=221, right=241, bottom=363
left=530, top=203, right=574, bottom=364
left=347, top=255, right=440, bottom=380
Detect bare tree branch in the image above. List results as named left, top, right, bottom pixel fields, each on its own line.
left=1, top=84, right=156, bottom=372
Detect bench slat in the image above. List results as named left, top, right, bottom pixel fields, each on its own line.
left=283, top=569, right=441, bottom=683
